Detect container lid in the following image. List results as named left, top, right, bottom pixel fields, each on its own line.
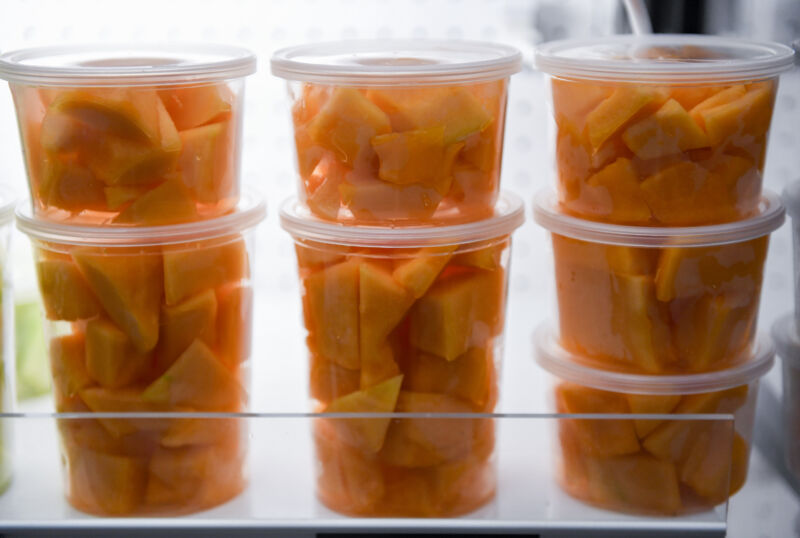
left=535, top=34, right=795, bottom=84
left=533, top=189, right=785, bottom=248
left=16, top=189, right=265, bottom=247
left=772, top=314, right=800, bottom=370
left=783, top=180, right=800, bottom=220
left=0, top=44, right=256, bottom=87
left=280, top=192, right=524, bottom=247
left=533, top=324, right=774, bottom=395
left=271, top=39, right=522, bottom=86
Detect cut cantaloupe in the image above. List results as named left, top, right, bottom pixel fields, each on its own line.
left=142, top=339, right=243, bottom=411
left=306, top=152, right=349, bottom=220
left=622, top=99, right=709, bottom=159
left=73, top=248, right=163, bottom=352
left=310, top=353, right=360, bottom=404
left=50, top=333, right=93, bottom=400
left=85, top=317, right=151, bottom=389
left=155, top=289, right=218, bottom=375
left=216, top=283, right=253, bottom=368
left=359, top=343, right=400, bottom=390
left=177, top=120, right=233, bottom=204
left=163, top=235, right=248, bottom=305
left=625, top=394, right=682, bottom=439
left=158, top=83, right=233, bottom=131
left=555, top=382, right=641, bottom=457
left=583, top=157, right=651, bottom=223
left=640, top=160, right=713, bottom=225
left=404, top=348, right=492, bottom=409
left=678, top=423, right=746, bottom=502
left=308, top=87, right=391, bottom=166
left=452, top=242, right=503, bottom=271
left=65, top=445, right=148, bottom=515
left=38, top=158, right=107, bottom=212
left=358, top=262, right=413, bottom=364
left=104, top=183, right=154, bottom=210
left=392, top=246, right=457, bottom=298
left=304, top=258, right=361, bottom=370
left=112, top=177, right=199, bottom=225
left=586, top=86, right=659, bottom=150
left=79, top=386, right=168, bottom=437
left=371, top=126, right=463, bottom=195
left=698, top=84, right=774, bottom=144
left=294, top=241, right=348, bottom=269
left=689, top=85, right=747, bottom=127
left=323, top=374, right=403, bottom=453
left=339, top=172, right=442, bottom=222
left=159, top=413, right=241, bottom=448
left=550, top=78, right=612, bottom=130
left=409, top=269, right=502, bottom=360
left=37, top=257, right=102, bottom=321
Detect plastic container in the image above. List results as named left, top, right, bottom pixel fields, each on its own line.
left=534, top=324, right=774, bottom=516
left=271, top=40, right=522, bottom=225
left=533, top=188, right=784, bottom=375
left=0, top=188, right=15, bottom=496
left=535, top=34, right=794, bottom=226
left=783, top=180, right=800, bottom=329
left=773, top=314, right=800, bottom=487
left=280, top=192, right=524, bottom=517
left=0, top=44, right=256, bottom=226
left=15, top=191, right=265, bottom=516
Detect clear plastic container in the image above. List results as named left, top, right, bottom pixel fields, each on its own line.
left=533, top=188, right=784, bottom=374
left=0, top=188, right=15, bottom=496
left=15, top=191, right=265, bottom=516
left=783, top=180, right=800, bottom=330
left=271, top=40, right=522, bottom=225
left=280, top=192, right=524, bottom=516
left=0, top=44, right=256, bottom=226
left=535, top=34, right=795, bottom=226
left=534, top=324, right=774, bottom=516
left=772, top=314, right=800, bottom=487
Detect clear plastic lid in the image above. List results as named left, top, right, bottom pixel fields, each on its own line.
left=271, top=39, right=522, bottom=86
left=535, top=34, right=795, bottom=84
left=280, top=192, right=524, bottom=248
left=533, top=189, right=785, bottom=248
left=0, top=44, right=256, bottom=87
left=534, top=324, right=774, bottom=395
left=772, top=314, right=800, bottom=370
left=16, top=189, right=265, bottom=247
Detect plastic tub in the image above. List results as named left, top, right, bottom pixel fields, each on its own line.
left=15, top=191, right=265, bottom=516
left=271, top=40, right=522, bottom=225
left=0, top=188, right=15, bottom=496
left=534, top=324, right=774, bottom=516
left=771, top=314, right=800, bottom=487
left=280, top=192, right=524, bottom=516
left=783, top=180, right=800, bottom=329
left=0, top=44, right=256, bottom=225
left=533, top=188, right=784, bottom=374
left=535, top=34, right=794, bottom=226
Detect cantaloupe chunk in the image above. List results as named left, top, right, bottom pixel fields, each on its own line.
left=689, top=85, right=746, bottom=127
left=339, top=173, right=442, bottom=222
left=359, top=344, right=400, bottom=390
left=458, top=129, right=497, bottom=172
left=323, top=374, right=403, bottom=453
left=586, top=87, right=658, bottom=150
left=670, top=86, right=718, bottom=110
left=585, top=453, right=681, bottom=515
left=404, top=348, right=491, bottom=408
left=358, top=262, right=413, bottom=361
left=163, top=235, right=248, bottom=305
left=583, top=157, right=651, bottom=223
left=104, top=183, right=154, bottom=210
left=306, top=152, right=348, bottom=220
left=310, top=353, right=360, bottom=404
left=678, top=423, right=747, bottom=502
left=112, top=177, right=199, bottom=225
left=177, top=120, right=233, bottom=204
left=640, top=160, right=714, bottom=225
left=555, top=382, right=640, bottom=457
left=85, top=317, right=151, bottom=389
left=308, top=88, right=391, bottom=165
left=80, top=386, right=168, bottom=437
left=622, top=99, right=709, bottom=159
left=142, top=339, right=243, bottom=411
left=371, top=127, right=463, bottom=195
left=551, top=78, right=612, bottom=130
left=367, top=86, right=491, bottom=144
left=452, top=241, right=503, bottom=271
left=379, top=421, right=445, bottom=468
left=159, top=84, right=233, bottom=131
left=65, top=445, right=147, bottom=515
left=700, top=84, right=774, bottom=145
left=304, top=259, right=360, bottom=370
left=551, top=235, right=656, bottom=275
left=159, top=414, right=241, bottom=448
left=50, top=333, right=93, bottom=400
left=73, top=248, right=163, bottom=352
left=216, top=283, right=253, bottom=368
left=409, top=270, right=502, bottom=360
left=294, top=125, right=326, bottom=178
left=155, top=289, right=217, bottom=375
left=625, top=394, right=682, bottom=439
left=293, top=83, right=331, bottom=125
left=37, top=257, right=102, bottom=320
left=294, top=241, right=348, bottom=269
left=38, top=159, right=107, bottom=212
left=392, top=246, right=457, bottom=298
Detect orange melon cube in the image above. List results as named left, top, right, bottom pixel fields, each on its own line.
left=452, top=242, right=503, bottom=271
left=79, top=386, right=168, bottom=437
left=85, top=317, right=151, bottom=389
left=640, top=160, right=713, bottom=225
left=359, top=262, right=413, bottom=360
left=551, top=78, right=612, bottom=130
left=216, top=284, right=253, bottom=368
left=158, top=83, right=233, bottom=131
left=678, top=424, right=747, bottom=502
left=339, top=173, right=442, bottom=222
left=310, top=353, right=360, bottom=404
left=159, top=414, right=241, bottom=448
left=163, top=235, right=248, bottom=305
left=622, top=99, right=709, bottom=159
left=38, top=159, right=107, bottom=212
left=306, top=152, right=348, bottom=220
left=308, top=87, right=391, bottom=165
left=404, top=348, right=492, bottom=409
left=379, top=422, right=445, bottom=468
left=37, top=257, right=102, bottom=321
left=586, top=86, right=658, bottom=150
left=294, top=241, right=348, bottom=269
left=689, top=85, right=747, bottom=127
left=155, top=289, right=218, bottom=375
left=73, top=248, right=163, bottom=352
left=294, top=125, right=326, bottom=178
left=50, top=333, right=93, bottom=400
left=699, top=84, right=774, bottom=144
left=584, top=157, right=651, bottom=223
left=65, top=445, right=148, bottom=515
left=304, top=259, right=361, bottom=370
left=177, top=120, right=234, bottom=204
left=625, top=394, right=682, bottom=438
left=112, top=177, right=198, bottom=225
left=323, top=374, right=403, bottom=453
left=392, top=246, right=457, bottom=298
left=360, top=343, right=401, bottom=390
left=104, top=183, right=154, bottom=210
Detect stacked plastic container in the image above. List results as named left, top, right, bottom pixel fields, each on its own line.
left=532, top=34, right=794, bottom=515
left=0, top=45, right=264, bottom=515
left=271, top=40, right=523, bottom=516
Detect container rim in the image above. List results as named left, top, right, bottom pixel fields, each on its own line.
left=271, top=39, right=522, bottom=86
left=772, top=313, right=800, bottom=370
left=0, top=43, right=256, bottom=86
left=280, top=191, right=525, bottom=247
left=533, top=324, right=775, bottom=395
left=534, top=34, right=795, bottom=83
left=532, top=189, right=784, bottom=247
left=16, top=188, right=266, bottom=246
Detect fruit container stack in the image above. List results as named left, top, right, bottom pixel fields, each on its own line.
left=0, top=190, right=17, bottom=496
left=271, top=40, right=524, bottom=517
left=0, top=45, right=265, bottom=516
left=531, top=34, right=795, bottom=516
